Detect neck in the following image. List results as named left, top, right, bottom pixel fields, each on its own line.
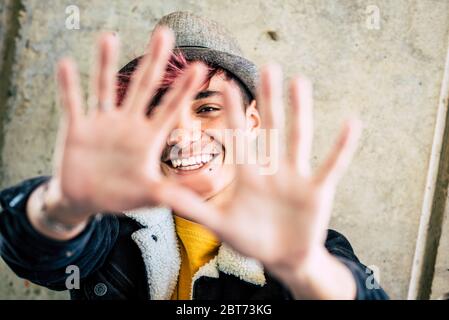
left=205, top=179, right=236, bottom=210
left=172, top=180, right=235, bottom=224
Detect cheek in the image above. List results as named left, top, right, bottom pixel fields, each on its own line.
left=200, top=114, right=247, bottom=150
left=200, top=117, right=229, bottom=152
left=199, top=116, right=228, bottom=130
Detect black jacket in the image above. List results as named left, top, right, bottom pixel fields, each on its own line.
left=0, top=176, right=388, bottom=300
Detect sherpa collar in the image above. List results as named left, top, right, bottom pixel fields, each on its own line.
left=125, top=207, right=266, bottom=300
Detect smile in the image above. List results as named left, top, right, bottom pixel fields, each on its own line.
left=164, top=153, right=219, bottom=171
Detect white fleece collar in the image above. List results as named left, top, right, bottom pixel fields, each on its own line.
left=125, top=207, right=266, bottom=300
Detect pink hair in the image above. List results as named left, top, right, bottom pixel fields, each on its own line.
left=116, top=50, right=217, bottom=111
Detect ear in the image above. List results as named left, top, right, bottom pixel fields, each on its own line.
left=245, top=100, right=260, bottom=139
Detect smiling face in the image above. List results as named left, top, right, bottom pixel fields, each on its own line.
left=160, top=70, right=260, bottom=201
left=116, top=52, right=261, bottom=203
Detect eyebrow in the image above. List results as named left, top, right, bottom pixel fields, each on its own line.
left=194, top=90, right=222, bottom=100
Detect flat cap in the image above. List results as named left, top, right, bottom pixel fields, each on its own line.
left=120, top=11, right=258, bottom=99
left=156, top=11, right=258, bottom=98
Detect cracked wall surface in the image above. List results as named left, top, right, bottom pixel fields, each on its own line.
left=1, top=0, right=449, bottom=299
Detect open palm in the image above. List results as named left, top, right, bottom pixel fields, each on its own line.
left=52, top=28, right=207, bottom=215
left=169, top=65, right=361, bottom=277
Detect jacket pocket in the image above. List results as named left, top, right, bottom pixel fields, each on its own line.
left=83, top=262, right=136, bottom=300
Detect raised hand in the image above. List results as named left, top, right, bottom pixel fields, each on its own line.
left=168, top=65, right=361, bottom=299
left=28, top=28, right=207, bottom=237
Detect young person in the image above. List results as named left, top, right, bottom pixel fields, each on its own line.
left=0, top=11, right=388, bottom=300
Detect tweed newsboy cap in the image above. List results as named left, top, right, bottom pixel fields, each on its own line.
left=119, top=11, right=258, bottom=99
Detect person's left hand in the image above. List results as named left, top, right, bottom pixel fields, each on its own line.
left=164, top=65, right=362, bottom=299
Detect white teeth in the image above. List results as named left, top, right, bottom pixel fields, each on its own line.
left=202, top=154, right=211, bottom=163
left=171, top=159, right=180, bottom=168
left=169, top=154, right=215, bottom=169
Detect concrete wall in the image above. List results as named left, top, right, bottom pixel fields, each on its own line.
left=1, top=0, right=448, bottom=299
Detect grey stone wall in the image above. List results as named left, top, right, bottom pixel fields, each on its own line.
left=1, top=0, right=448, bottom=299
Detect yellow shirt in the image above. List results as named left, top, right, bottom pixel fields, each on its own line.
left=170, top=215, right=220, bottom=300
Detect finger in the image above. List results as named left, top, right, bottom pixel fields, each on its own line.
left=150, top=62, right=208, bottom=143
left=57, top=58, right=83, bottom=130
left=91, top=33, right=119, bottom=113
left=121, top=27, right=174, bottom=114
left=314, top=118, right=362, bottom=186
left=156, top=180, right=224, bottom=232
left=223, top=83, right=246, bottom=129
left=258, top=64, right=284, bottom=131
left=257, top=64, right=285, bottom=171
left=223, top=84, right=255, bottom=181
left=288, top=77, right=313, bottom=176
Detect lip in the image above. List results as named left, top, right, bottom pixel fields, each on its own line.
left=162, top=153, right=221, bottom=175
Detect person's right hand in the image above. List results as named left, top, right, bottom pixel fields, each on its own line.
left=28, top=27, right=207, bottom=235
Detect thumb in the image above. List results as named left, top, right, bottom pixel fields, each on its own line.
left=156, top=181, right=223, bottom=231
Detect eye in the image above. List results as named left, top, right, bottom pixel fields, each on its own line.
left=196, top=105, right=220, bottom=114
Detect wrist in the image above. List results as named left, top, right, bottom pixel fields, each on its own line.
left=274, top=246, right=357, bottom=300
left=27, top=178, right=91, bottom=240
